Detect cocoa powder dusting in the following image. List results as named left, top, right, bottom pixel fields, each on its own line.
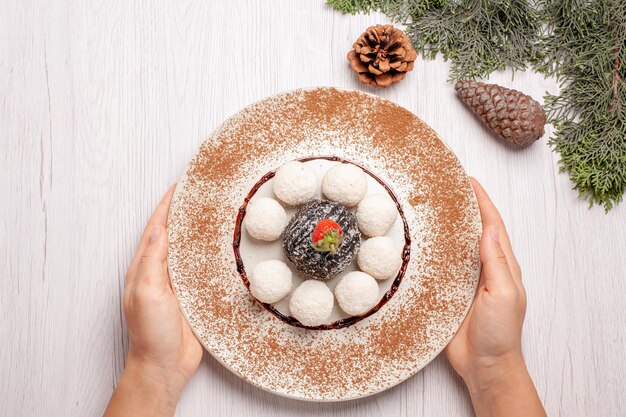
left=167, top=88, right=481, bottom=401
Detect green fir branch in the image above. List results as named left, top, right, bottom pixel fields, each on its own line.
left=328, top=0, right=541, bottom=80
left=326, top=0, right=446, bottom=21
left=410, top=0, right=541, bottom=80
left=535, top=0, right=626, bottom=211
left=326, top=0, right=386, bottom=15
left=327, top=0, right=626, bottom=211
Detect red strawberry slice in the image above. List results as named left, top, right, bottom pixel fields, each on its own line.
left=311, top=219, right=344, bottom=254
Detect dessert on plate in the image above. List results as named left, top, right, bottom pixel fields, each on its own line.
left=168, top=87, right=482, bottom=401
left=238, top=157, right=407, bottom=328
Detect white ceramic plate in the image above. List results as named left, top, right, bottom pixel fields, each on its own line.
left=168, top=87, right=481, bottom=401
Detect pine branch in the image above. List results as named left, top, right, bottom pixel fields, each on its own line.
left=327, top=0, right=626, bottom=210
left=410, top=0, right=541, bottom=80
left=536, top=0, right=626, bottom=211
left=326, top=0, right=445, bottom=21
left=610, top=47, right=621, bottom=114
left=328, top=0, right=541, bottom=80
left=326, top=0, right=386, bottom=14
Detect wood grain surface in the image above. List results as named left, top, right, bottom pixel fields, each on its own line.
left=1, top=1, right=625, bottom=416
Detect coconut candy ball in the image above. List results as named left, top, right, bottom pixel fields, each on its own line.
left=248, top=260, right=293, bottom=304
left=356, top=193, right=398, bottom=237
left=273, top=161, right=318, bottom=206
left=321, top=163, right=368, bottom=207
left=289, top=280, right=334, bottom=327
left=357, top=236, right=402, bottom=280
left=244, top=197, right=287, bottom=241
left=334, top=271, right=379, bottom=316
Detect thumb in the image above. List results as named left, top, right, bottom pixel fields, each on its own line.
left=137, top=225, right=168, bottom=282
left=480, top=225, right=513, bottom=289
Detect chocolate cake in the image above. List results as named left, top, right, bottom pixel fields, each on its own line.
left=282, top=200, right=361, bottom=280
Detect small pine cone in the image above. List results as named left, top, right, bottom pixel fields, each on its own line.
left=347, top=25, right=417, bottom=88
left=455, top=80, right=547, bottom=147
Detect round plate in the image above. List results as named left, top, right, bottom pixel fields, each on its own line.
left=168, top=87, right=481, bottom=401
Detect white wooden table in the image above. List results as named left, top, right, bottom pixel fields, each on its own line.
left=2, top=1, right=625, bottom=416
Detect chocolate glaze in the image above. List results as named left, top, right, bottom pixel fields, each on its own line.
left=233, top=156, right=412, bottom=330
left=283, top=200, right=360, bottom=280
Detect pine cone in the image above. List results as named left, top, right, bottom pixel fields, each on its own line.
left=455, top=80, right=547, bottom=147
left=347, top=25, right=417, bottom=88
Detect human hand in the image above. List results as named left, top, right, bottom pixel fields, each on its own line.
left=123, top=185, right=203, bottom=390
left=445, top=178, right=545, bottom=417
left=104, top=186, right=203, bottom=417
left=104, top=187, right=202, bottom=417
left=446, top=178, right=526, bottom=381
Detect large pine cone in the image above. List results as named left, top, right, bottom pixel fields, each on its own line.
left=347, top=25, right=417, bottom=88
left=455, top=80, right=547, bottom=147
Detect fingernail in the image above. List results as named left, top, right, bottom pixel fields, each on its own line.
left=150, top=225, right=161, bottom=242
left=490, top=225, right=500, bottom=243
